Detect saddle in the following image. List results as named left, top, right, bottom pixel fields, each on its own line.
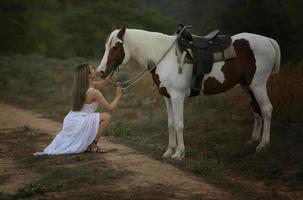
left=176, top=24, right=236, bottom=97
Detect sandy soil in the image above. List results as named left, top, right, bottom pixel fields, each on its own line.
left=0, top=101, right=235, bottom=199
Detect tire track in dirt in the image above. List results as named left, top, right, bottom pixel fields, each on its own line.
left=0, top=101, right=235, bottom=199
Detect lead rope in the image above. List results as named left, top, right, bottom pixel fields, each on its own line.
left=104, top=26, right=189, bottom=90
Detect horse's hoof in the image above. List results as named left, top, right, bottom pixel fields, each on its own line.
left=162, top=153, right=171, bottom=159
left=171, top=155, right=182, bottom=161
left=162, top=148, right=174, bottom=159
left=256, top=142, right=268, bottom=152
left=245, top=139, right=258, bottom=147
left=246, top=140, right=254, bottom=147
left=171, top=151, right=184, bottom=161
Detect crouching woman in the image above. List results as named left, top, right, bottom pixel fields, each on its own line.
left=34, top=64, right=122, bottom=155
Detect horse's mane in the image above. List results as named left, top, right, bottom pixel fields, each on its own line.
left=124, top=29, right=176, bottom=67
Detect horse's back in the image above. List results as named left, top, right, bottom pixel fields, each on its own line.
left=232, top=33, right=276, bottom=64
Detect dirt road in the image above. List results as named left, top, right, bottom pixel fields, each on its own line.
left=0, top=102, right=236, bottom=199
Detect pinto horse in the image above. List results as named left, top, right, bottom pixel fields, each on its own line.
left=96, top=26, right=281, bottom=160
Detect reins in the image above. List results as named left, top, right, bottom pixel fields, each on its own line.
left=104, top=26, right=189, bottom=90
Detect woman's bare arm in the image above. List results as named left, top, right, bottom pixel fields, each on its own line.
left=91, top=88, right=121, bottom=112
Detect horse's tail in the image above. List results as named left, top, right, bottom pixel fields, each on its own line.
left=268, top=38, right=281, bottom=75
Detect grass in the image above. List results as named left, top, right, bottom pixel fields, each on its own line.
left=0, top=129, right=181, bottom=200
left=0, top=127, right=129, bottom=200
left=185, top=157, right=224, bottom=180
left=1, top=55, right=303, bottom=199
left=0, top=192, right=12, bottom=200
left=107, top=96, right=303, bottom=199
left=0, top=54, right=90, bottom=121
left=269, top=66, right=303, bottom=123
left=223, top=65, right=303, bottom=123
left=106, top=65, right=303, bottom=199
left=14, top=167, right=128, bottom=199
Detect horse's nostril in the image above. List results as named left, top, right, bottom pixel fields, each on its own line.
left=100, top=71, right=105, bottom=78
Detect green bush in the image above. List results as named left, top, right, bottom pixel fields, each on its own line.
left=0, top=0, right=175, bottom=59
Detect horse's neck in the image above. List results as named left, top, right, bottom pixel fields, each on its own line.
left=124, top=29, right=176, bottom=68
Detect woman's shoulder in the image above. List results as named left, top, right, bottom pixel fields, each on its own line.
left=87, top=87, right=99, bottom=93
left=86, top=87, right=95, bottom=92
left=87, top=87, right=103, bottom=97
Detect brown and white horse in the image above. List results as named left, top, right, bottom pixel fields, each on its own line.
left=97, top=26, right=281, bottom=160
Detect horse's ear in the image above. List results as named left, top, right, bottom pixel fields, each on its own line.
left=117, top=25, right=126, bottom=40
left=111, top=23, right=118, bottom=31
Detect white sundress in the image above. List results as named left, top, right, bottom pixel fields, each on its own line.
left=34, top=88, right=100, bottom=155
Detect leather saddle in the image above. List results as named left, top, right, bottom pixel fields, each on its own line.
left=176, top=24, right=232, bottom=97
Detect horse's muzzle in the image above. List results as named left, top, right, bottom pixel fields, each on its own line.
left=99, top=71, right=106, bottom=79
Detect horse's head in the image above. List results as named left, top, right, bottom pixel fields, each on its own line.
left=97, top=26, right=130, bottom=79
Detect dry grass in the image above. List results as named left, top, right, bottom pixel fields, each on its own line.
left=268, top=65, right=303, bottom=123
left=220, top=64, right=303, bottom=123
left=1, top=55, right=303, bottom=200
left=109, top=64, right=303, bottom=200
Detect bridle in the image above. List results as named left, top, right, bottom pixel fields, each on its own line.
left=104, top=25, right=191, bottom=90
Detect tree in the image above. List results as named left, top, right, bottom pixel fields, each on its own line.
left=0, top=0, right=175, bottom=58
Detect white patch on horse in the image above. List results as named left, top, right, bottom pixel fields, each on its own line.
left=201, top=61, right=226, bottom=92
left=206, top=61, right=226, bottom=83
left=97, top=30, right=122, bottom=72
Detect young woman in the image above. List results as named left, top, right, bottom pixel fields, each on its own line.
left=34, top=64, right=122, bottom=155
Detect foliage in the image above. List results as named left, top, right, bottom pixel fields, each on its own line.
left=211, top=0, right=302, bottom=63
left=1, top=0, right=302, bottom=62
left=145, top=0, right=303, bottom=63
left=0, top=0, right=175, bottom=58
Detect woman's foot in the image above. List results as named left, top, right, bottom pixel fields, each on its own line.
left=85, top=140, right=102, bottom=153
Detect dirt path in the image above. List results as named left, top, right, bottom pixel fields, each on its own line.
left=0, top=101, right=235, bottom=199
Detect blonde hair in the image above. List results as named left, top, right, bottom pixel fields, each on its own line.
left=71, top=64, right=90, bottom=111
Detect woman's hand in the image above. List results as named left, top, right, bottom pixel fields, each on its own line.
left=92, top=80, right=108, bottom=90
left=92, top=81, right=99, bottom=88
left=115, top=83, right=122, bottom=97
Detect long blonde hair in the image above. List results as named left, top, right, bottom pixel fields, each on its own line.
left=71, top=64, right=90, bottom=111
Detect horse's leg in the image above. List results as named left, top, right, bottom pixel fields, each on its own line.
left=170, top=91, right=186, bottom=160
left=162, top=97, right=177, bottom=158
left=250, top=84, right=273, bottom=151
left=247, top=90, right=263, bottom=144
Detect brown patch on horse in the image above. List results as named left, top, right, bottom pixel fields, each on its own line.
left=148, top=61, right=170, bottom=98
left=105, top=27, right=126, bottom=68
left=203, top=39, right=257, bottom=95
left=106, top=42, right=125, bottom=69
